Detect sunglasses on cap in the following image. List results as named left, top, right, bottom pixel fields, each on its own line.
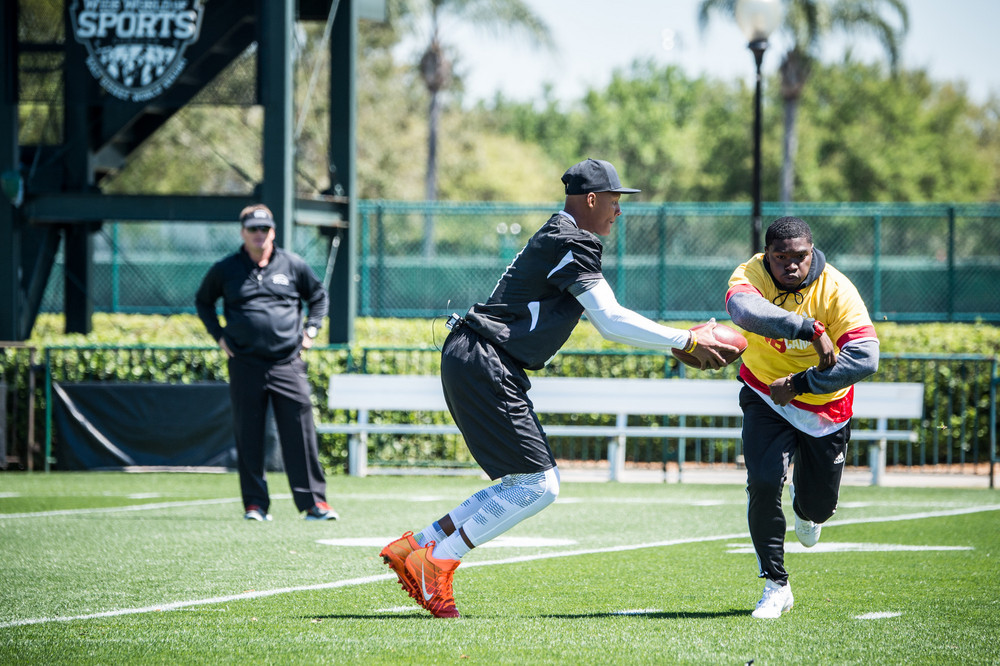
left=245, top=225, right=271, bottom=234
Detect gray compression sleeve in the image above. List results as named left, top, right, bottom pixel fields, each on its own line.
left=795, top=339, right=880, bottom=395
left=726, top=291, right=815, bottom=341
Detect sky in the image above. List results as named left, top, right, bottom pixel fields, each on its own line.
left=395, top=0, right=1000, bottom=106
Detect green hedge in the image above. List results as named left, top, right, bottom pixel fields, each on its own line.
left=7, top=315, right=999, bottom=473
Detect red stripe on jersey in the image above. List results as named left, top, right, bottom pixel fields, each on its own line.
left=739, top=365, right=855, bottom=422
left=837, top=324, right=878, bottom=348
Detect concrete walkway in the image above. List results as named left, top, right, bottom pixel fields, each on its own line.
left=558, top=464, right=998, bottom=489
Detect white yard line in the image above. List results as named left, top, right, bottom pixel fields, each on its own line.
left=0, top=495, right=292, bottom=519
left=0, top=498, right=240, bottom=519
left=0, top=574, right=394, bottom=628
left=3, top=502, right=998, bottom=629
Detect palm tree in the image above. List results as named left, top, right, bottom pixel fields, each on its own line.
left=394, top=0, right=553, bottom=255
left=698, top=0, right=908, bottom=202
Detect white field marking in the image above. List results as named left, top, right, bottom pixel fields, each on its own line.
left=0, top=492, right=20, bottom=498
left=127, top=493, right=163, bottom=500
left=374, top=606, right=422, bottom=613
left=838, top=501, right=977, bottom=509
left=555, top=497, right=740, bottom=506
left=328, top=494, right=480, bottom=503
left=817, top=504, right=1000, bottom=528
left=318, top=536, right=577, bottom=548
left=0, top=498, right=240, bottom=519
left=0, top=494, right=292, bottom=520
left=4, top=503, right=999, bottom=629
left=0, top=572, right=395, bottom=629
left=613, top=609, right=663, bottom=616
left=725, top=542, right=974, bottom=554
left=856, top=612, right=903, bottom=620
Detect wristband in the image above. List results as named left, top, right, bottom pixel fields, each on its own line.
left=683, top=330, right=698, bottom=354
left=791, top=371, right=810, bottom=394
left=811, top=320, right=825, bottom=342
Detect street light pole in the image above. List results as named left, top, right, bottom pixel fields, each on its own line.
left=750, top=40, right=766, bottom=256
left=735, top=0, right=783, bottom=257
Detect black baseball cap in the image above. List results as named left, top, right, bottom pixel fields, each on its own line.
left=240, top=208, right=275, bottom=228
left=561, top=158, right=640, bottom=195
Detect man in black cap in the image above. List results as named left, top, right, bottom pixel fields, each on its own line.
left=379, top=159, right=738, bottom=618
left=195, top=203, right=338, bottom=522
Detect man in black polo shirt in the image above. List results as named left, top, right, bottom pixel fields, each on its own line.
left=196, top=204, right=337, bottom=522
left=380, top=159, right=737, bottom=618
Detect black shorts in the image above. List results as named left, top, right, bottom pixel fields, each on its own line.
left=440, top=326, right=556, bottom=480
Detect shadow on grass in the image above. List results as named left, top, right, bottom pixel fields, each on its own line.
left=302, top=613, right=434, bottom=621
left=303, top=610, right=751, bottom=621
left=541, top=610, right=749, bottom=619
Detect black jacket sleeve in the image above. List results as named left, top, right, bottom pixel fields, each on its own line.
left=194, top=263, right=225, bottom=342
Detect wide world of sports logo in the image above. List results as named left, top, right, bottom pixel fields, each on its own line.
left=69, top=0, right=205, bottom=103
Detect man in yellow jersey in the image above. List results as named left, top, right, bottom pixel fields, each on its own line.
left=725, top=216, right=879, bottom=619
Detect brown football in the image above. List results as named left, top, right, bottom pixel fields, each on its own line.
left=671, top=321, right=748, bottom=369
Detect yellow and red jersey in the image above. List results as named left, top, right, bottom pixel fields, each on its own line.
left=726, top=253, right=877, bottom=424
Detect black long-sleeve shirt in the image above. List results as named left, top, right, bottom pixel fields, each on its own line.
left=195, top=246, right=328, bottom=363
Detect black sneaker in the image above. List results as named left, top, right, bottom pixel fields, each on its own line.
left=304, top=501, right=339, bottom=521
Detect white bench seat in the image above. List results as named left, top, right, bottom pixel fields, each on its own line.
left=320, top=375, right=924, bottom=484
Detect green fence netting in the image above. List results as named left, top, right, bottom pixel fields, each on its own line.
left=37, top=201, right=1000, bottom=323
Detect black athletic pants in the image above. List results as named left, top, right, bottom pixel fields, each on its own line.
left=740, top=385, right=850, bottom=584
left=228, top=355, right=326, bottom=513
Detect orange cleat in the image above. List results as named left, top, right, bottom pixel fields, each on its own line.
left=380, top=531, right=422, bottom=602
left=404, top=543, right=461, bottom=618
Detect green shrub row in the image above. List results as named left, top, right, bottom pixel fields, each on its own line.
left=3, top=315, right=997, bottom=472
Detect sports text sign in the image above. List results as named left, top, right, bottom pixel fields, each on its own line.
left=70, top=0, right=205, bottom=103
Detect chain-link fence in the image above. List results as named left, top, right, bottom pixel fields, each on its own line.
left=39, top=223, right=334, bottom=315
left=37, top=202, right=1000, bottom=322
left=357, top=201, right=1000, bottom=322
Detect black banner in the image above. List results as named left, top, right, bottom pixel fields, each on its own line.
left=52, top=382, right=238, bottom=470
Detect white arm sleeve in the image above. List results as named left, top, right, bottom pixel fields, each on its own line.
left=574, top=279, right=689, bottom=351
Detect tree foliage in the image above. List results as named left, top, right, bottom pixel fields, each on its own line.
left=487, top=59, right=1000, bottom=204
left=388, top=0, right=553, bottom=202
left=23, top=4, right=995, bottom=205
left=698, top=0, right=909, bottom=202
left=795, top=60, right=998, bottom=201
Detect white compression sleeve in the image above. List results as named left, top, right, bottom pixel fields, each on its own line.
left=575, top=278, right=689, bottom=351
left=449, top=482, right=504, bottom=530
left=462, top=468, right=560, bottom=547
left=434, top=468, right=561, bottom=559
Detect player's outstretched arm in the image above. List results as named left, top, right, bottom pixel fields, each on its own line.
left=574, top=280, right=735, bottom=368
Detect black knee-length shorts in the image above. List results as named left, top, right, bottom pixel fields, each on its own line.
left=440, top=326, right=556, bottom=480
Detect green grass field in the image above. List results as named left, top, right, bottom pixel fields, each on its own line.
left=2, top=472, right=998, bottom=665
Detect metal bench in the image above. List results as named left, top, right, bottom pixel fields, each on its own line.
left=320, top=375, right=923, bottom=485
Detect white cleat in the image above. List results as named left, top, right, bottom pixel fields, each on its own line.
left=752, top=579, right=794, bottom=619
left=790, top=484, right=821, bottom=547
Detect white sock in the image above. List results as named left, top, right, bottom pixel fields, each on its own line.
left=432, top=532, right=469, bottom=561
left=414, top=523, right=444, bottom=547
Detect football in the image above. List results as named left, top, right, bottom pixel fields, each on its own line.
left=671, top=321, right=748, bottom=369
